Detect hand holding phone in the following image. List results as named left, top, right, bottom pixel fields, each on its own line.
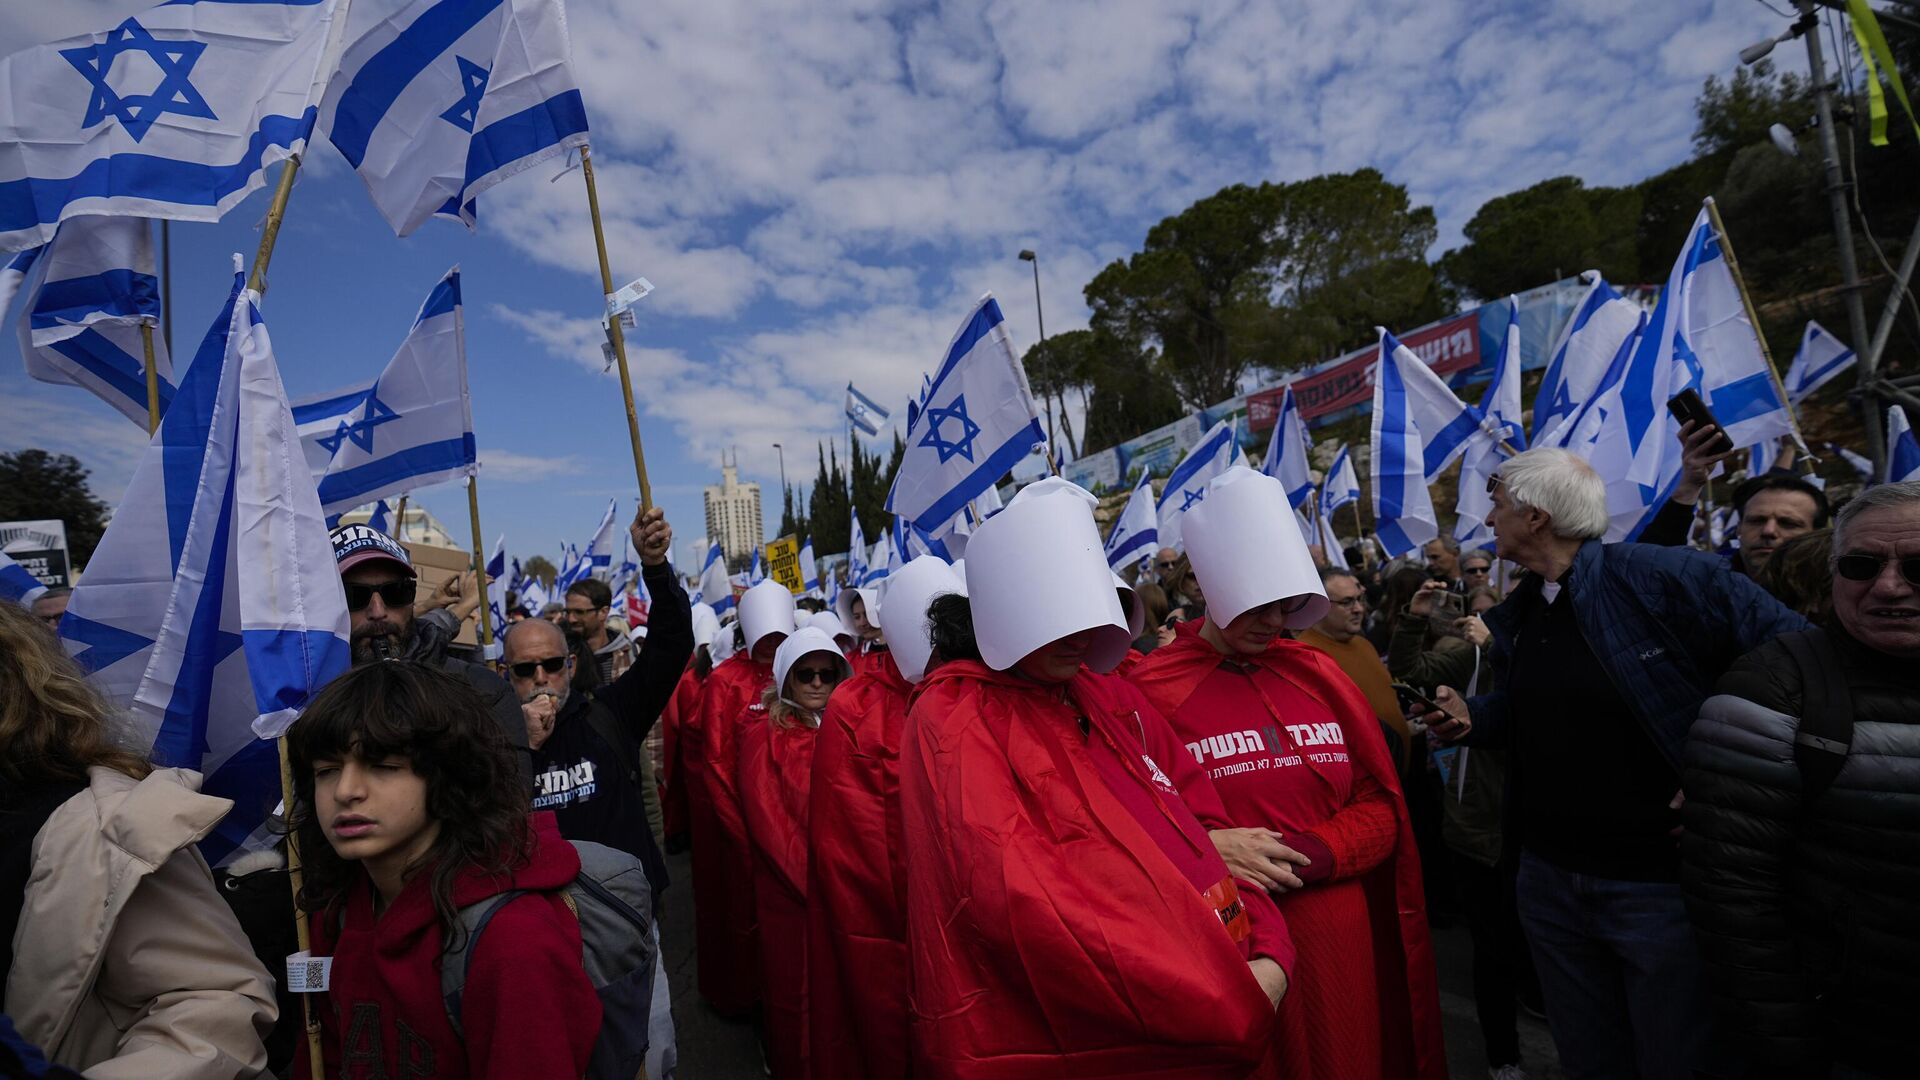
left=1667, top=389, right=1734, bottom=455
left=1394, top=683, right=1471, bottom=742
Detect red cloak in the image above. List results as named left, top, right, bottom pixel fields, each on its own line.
left=1129, top=626, right=1447, bottom=1080
left=806, top=653, right=913, bottom=1080
left=740, top=704, right=819, bottom=1079
left=690, top=652, right=772, bottom=1014
left=901, top=660, right=1288, bottom=1080
left=659, top=664, right=703, bottom=842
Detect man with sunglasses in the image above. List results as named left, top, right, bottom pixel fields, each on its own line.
left=1680, top=480, right=1920, bottom=1079
left=330, top=523, right=533, bottom=781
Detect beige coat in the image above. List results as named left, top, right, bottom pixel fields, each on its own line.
left=6, top=767, right=276, bottom=1078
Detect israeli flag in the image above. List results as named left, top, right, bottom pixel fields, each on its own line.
left=1157, top=419, right=1237, bottom=551
left=748, top=547, right=765, bottom=586
left=520, top=574, right=550, bottom=615
left=1315, top=500, right=1349, bottom=570
left=556, top=541, right=585, bottom=589
left=1320, top=444, right=1361, bottom=515
left=1783, top=321, right=1855, bottom=405
left=0, top=0, right=346, bottom=252
left=698, top=543, right=733, bottom=616
left=1552, top=312, right=1663, bottom=540
left=59, top=267, right=350, bottom=864
left=1624, top=208, right=1795, bottom=498
left=322, top=0, right=589, bottom=234
left=1, top=549, right=49, bottom=607
left=484, top=534, right=507, bottom=630
left=367, top=499, right=394, bottom=534
left=1533, top=273, right=1642, bottom=446
left=1370, top=331, right=1443, bottom=557
left=799, top=535, right=820, bottom=594
left=0, top=247, right=37, bottom=315
left=14, top=216, right=176, bottom=427
left=905, top=522, right=954, bottom=564
left=1888, top=407, right=1920, bottom=484
left=847, top=512, right=869, bottom=583
left=1104, top=472, right=1158, bottom=571
left=861, top=535, right=894, bottom=588
left=583, top=499, right=616, bottom=581
left=1259, top=385, right=1314, bottom=509
left=1749, top=439, right=1779, bottom=478
left=887, top=295, right=1047, bottom=533
left=294, top=267, right=476, bottom=515
left=1829, top=442, right=1875, bottom=479
left=1455, top=298, right=1528, bottom=549
left=846, top=382, right=890, bottom=438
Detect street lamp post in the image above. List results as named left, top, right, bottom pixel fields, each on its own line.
left=1018, top=249, right=1055, bottom=450
left=772, top=442, right=786, bottom=494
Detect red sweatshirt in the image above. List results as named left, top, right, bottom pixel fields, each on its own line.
left=739, top=704, right=820, bottom=1080
left=807, top=653, right=912, bottom=1080
left=691, top=652, right=772, bottom=1014
left=298, top=812, right=600, bottom=1080
left=901, top=660, right=1290, bottom=1080
left=1130, top=626, right=1448, bottom=1080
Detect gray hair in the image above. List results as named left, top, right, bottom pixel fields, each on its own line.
left=1496, top=448, right=1609, bottom=540
left=1833, top=480, right=1920, bottom=552
left=1424, top=536, right=1461, bottom=554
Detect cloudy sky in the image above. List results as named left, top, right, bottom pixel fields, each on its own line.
left=0, top=0, right=1802, bottom=571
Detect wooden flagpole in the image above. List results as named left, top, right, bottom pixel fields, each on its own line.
left=393, top=494, right=409, bottom=541
left=140, top=323, right=161, bottom=434
left=578, top=143, right=654, bottom=510
left=1703, top=197, right=1808, bottom=453
left=240, top=153, right=327, bottom=1080
left=467, top=477, right=497, bottom=659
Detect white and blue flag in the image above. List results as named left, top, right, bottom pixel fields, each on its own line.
left=846, top=382, right=890, bottom=438
left=321, top=0, right=590, bottom=235
left=887, top=295, right=1046, bottom=533
left=1259, top=385, right=1314, bottom=509
left=0, top=0, right=346, bottom=252
left=483, top=533, right=507, bottom=630
left=1157, top=418, right=1237, bottom=551
left=1455, top=298, right=1528, bottom=549
left=1829, top=442, right=1874, bottom=480
left=748, top=546, right=765, bottom=586
left=697, top=542, right=733, bottom=616
left=1533, top=272, right=1642, bottom=446
left=367, top=499, right=394, bottom=534
left=0, top=247, right=38, bottom=315
left=13, top=216, right=176, bottom=427
left=518, top=573, right=550, bottom=616
left=294, top=267, right=476, bottom=515
left=583, top=499, right=617, bottom=581
left=1320, top=444, right=1361, bottom=516
left=1887, top=407, right=1920, bottom=484
left=1783, top=321, right=1855, bottom=405
left=1749, top=439, right=1779, bottom=478
left=847, top=512, right=869, bottom=584
left=863, top=535, right=895, bottom=588
left=1369, top=331, right=1445, bottom=557
left=1551, top=312, right=1662, bottom=540
left=1104, top=471, right=1158, bottom=571
left=1, top=549, right=49, bottom=608
left=799, top=535, right=820, bottom=594
left=59, top=267, right=351, bottom=864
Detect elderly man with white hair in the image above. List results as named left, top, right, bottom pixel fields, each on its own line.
left=1420, top=447, right=1806, bottom=1080
left=1679, top=480, right=1920, bottom=1079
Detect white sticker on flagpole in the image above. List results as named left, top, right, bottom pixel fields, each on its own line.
left=285, top=951, right=332, bottom=992
left=607, top=278, right=654, bottom=319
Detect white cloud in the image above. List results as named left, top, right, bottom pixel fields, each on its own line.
left=477, top=449, right=589, bottom=482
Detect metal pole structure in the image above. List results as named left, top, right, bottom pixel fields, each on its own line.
left=1798, top=0, right=1883, bottom=472
left=773, top=442, right=786, bottom=494
left=1864, top=211, right=1920, bottom=373
left=1019, top=249, right=1055, bottom=451
left=579, top=144, right=654, bottom=510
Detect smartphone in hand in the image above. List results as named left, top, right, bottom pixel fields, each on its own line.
left=1390, top=682, right=1443, bottom=733
left=1666, top=388, right=1734, bottom=454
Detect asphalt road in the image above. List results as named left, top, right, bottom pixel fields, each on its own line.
left=657, top=848, right=1565, bottom=1079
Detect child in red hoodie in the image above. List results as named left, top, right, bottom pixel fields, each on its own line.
left=288, top=661, right=601, bottom=1080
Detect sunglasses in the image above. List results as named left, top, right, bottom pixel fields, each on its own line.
left=791, top=666, right=839, bottom=686
left=344, top=579, right=417, bottom=612
left=1485, top=473, right=1505, bottom=495
left=1463, top=565, right=1491, bottom=575
left=1836, top=553, right=1920, bottom=586
left=1155, top=560, right=1177, bottom=570
left=508, top=656, right=569, bottom=679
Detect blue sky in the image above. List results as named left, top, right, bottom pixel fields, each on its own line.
left=0, top=0, right=1800, bottom=575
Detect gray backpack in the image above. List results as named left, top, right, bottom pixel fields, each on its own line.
left=440, top=839, right=657, bottom=1079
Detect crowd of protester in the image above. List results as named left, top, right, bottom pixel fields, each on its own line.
left=2, top=436, right=1916, bottom=1080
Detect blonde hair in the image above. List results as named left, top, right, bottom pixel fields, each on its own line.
left=759, top=684, right=812, bottom=731
left=0, top=601, right=151, bottom=785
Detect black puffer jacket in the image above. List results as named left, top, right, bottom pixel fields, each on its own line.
left=1680, top=630, right=1920, bottom=1078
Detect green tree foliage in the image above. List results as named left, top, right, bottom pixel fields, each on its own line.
left=1021, top=335, right=1086, bottom=458
left=0, top=450, right=111, bottom=567
left=806, top=443, right=850, bottom=555
left=521, top=555, right=557, bottom=587
left=1438, top=177, right=1643, bottom=300
left=778, top=483, right=808, bottom=541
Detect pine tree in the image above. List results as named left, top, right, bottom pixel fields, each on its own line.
left=806, top=442, right=851, bottom=555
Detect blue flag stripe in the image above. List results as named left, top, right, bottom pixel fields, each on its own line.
left=159, top=280, right=245, bottom=570
left=1376, top=355, right=1413, bottom=521
left=416, top=272, right=461, bottom=324
left=0, top=110, right=316, bottom=235
left=290, top=386, right=372, bottom=424
left=314, top=434, right=477, bottom=508
left=1158, top=425, right=1235, bottom=508
left=329, top=0, right=506, bottom=169
left=48, top=331, right=178, bottom=414
left=28, top=268, right=160, bottom=327
left=1712, top=372, right=1785, bottom=425
left=196, top=737, right=284, bottom=868
left=460, top=90, right=588, bottom=190
left=152, top=464, right=242, bottom=768
left=912, top=418, right=1045, bottom=532
left=916, top=303, right=1004, bottom=432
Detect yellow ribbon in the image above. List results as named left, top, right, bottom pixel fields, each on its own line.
left=1848, top=0, right=1920, bottom=147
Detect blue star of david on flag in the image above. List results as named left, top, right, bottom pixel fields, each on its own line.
left=1180, top=487, right=1207, bottom=512
left=316, top=391, right=401, bottom=458
left=60, top=19, right=217, bottom=144
left=919, top=395, right=983, bottom=464
left=439, top=57, right=489, bottom=133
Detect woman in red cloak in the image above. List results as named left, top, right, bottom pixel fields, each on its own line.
left=834, top=585, right=887, bottom=678
left=658, top=604, right=718, bottom=847
left=1129, top=467, right=1447, bottom=1080
left=808, top=556, right=964, bottom=1080
left=902, top=482, right=1293, bottom=1080
left=690, top=581, right=795, bottom=1016
left=740, top=627, right=851, bottom=1079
